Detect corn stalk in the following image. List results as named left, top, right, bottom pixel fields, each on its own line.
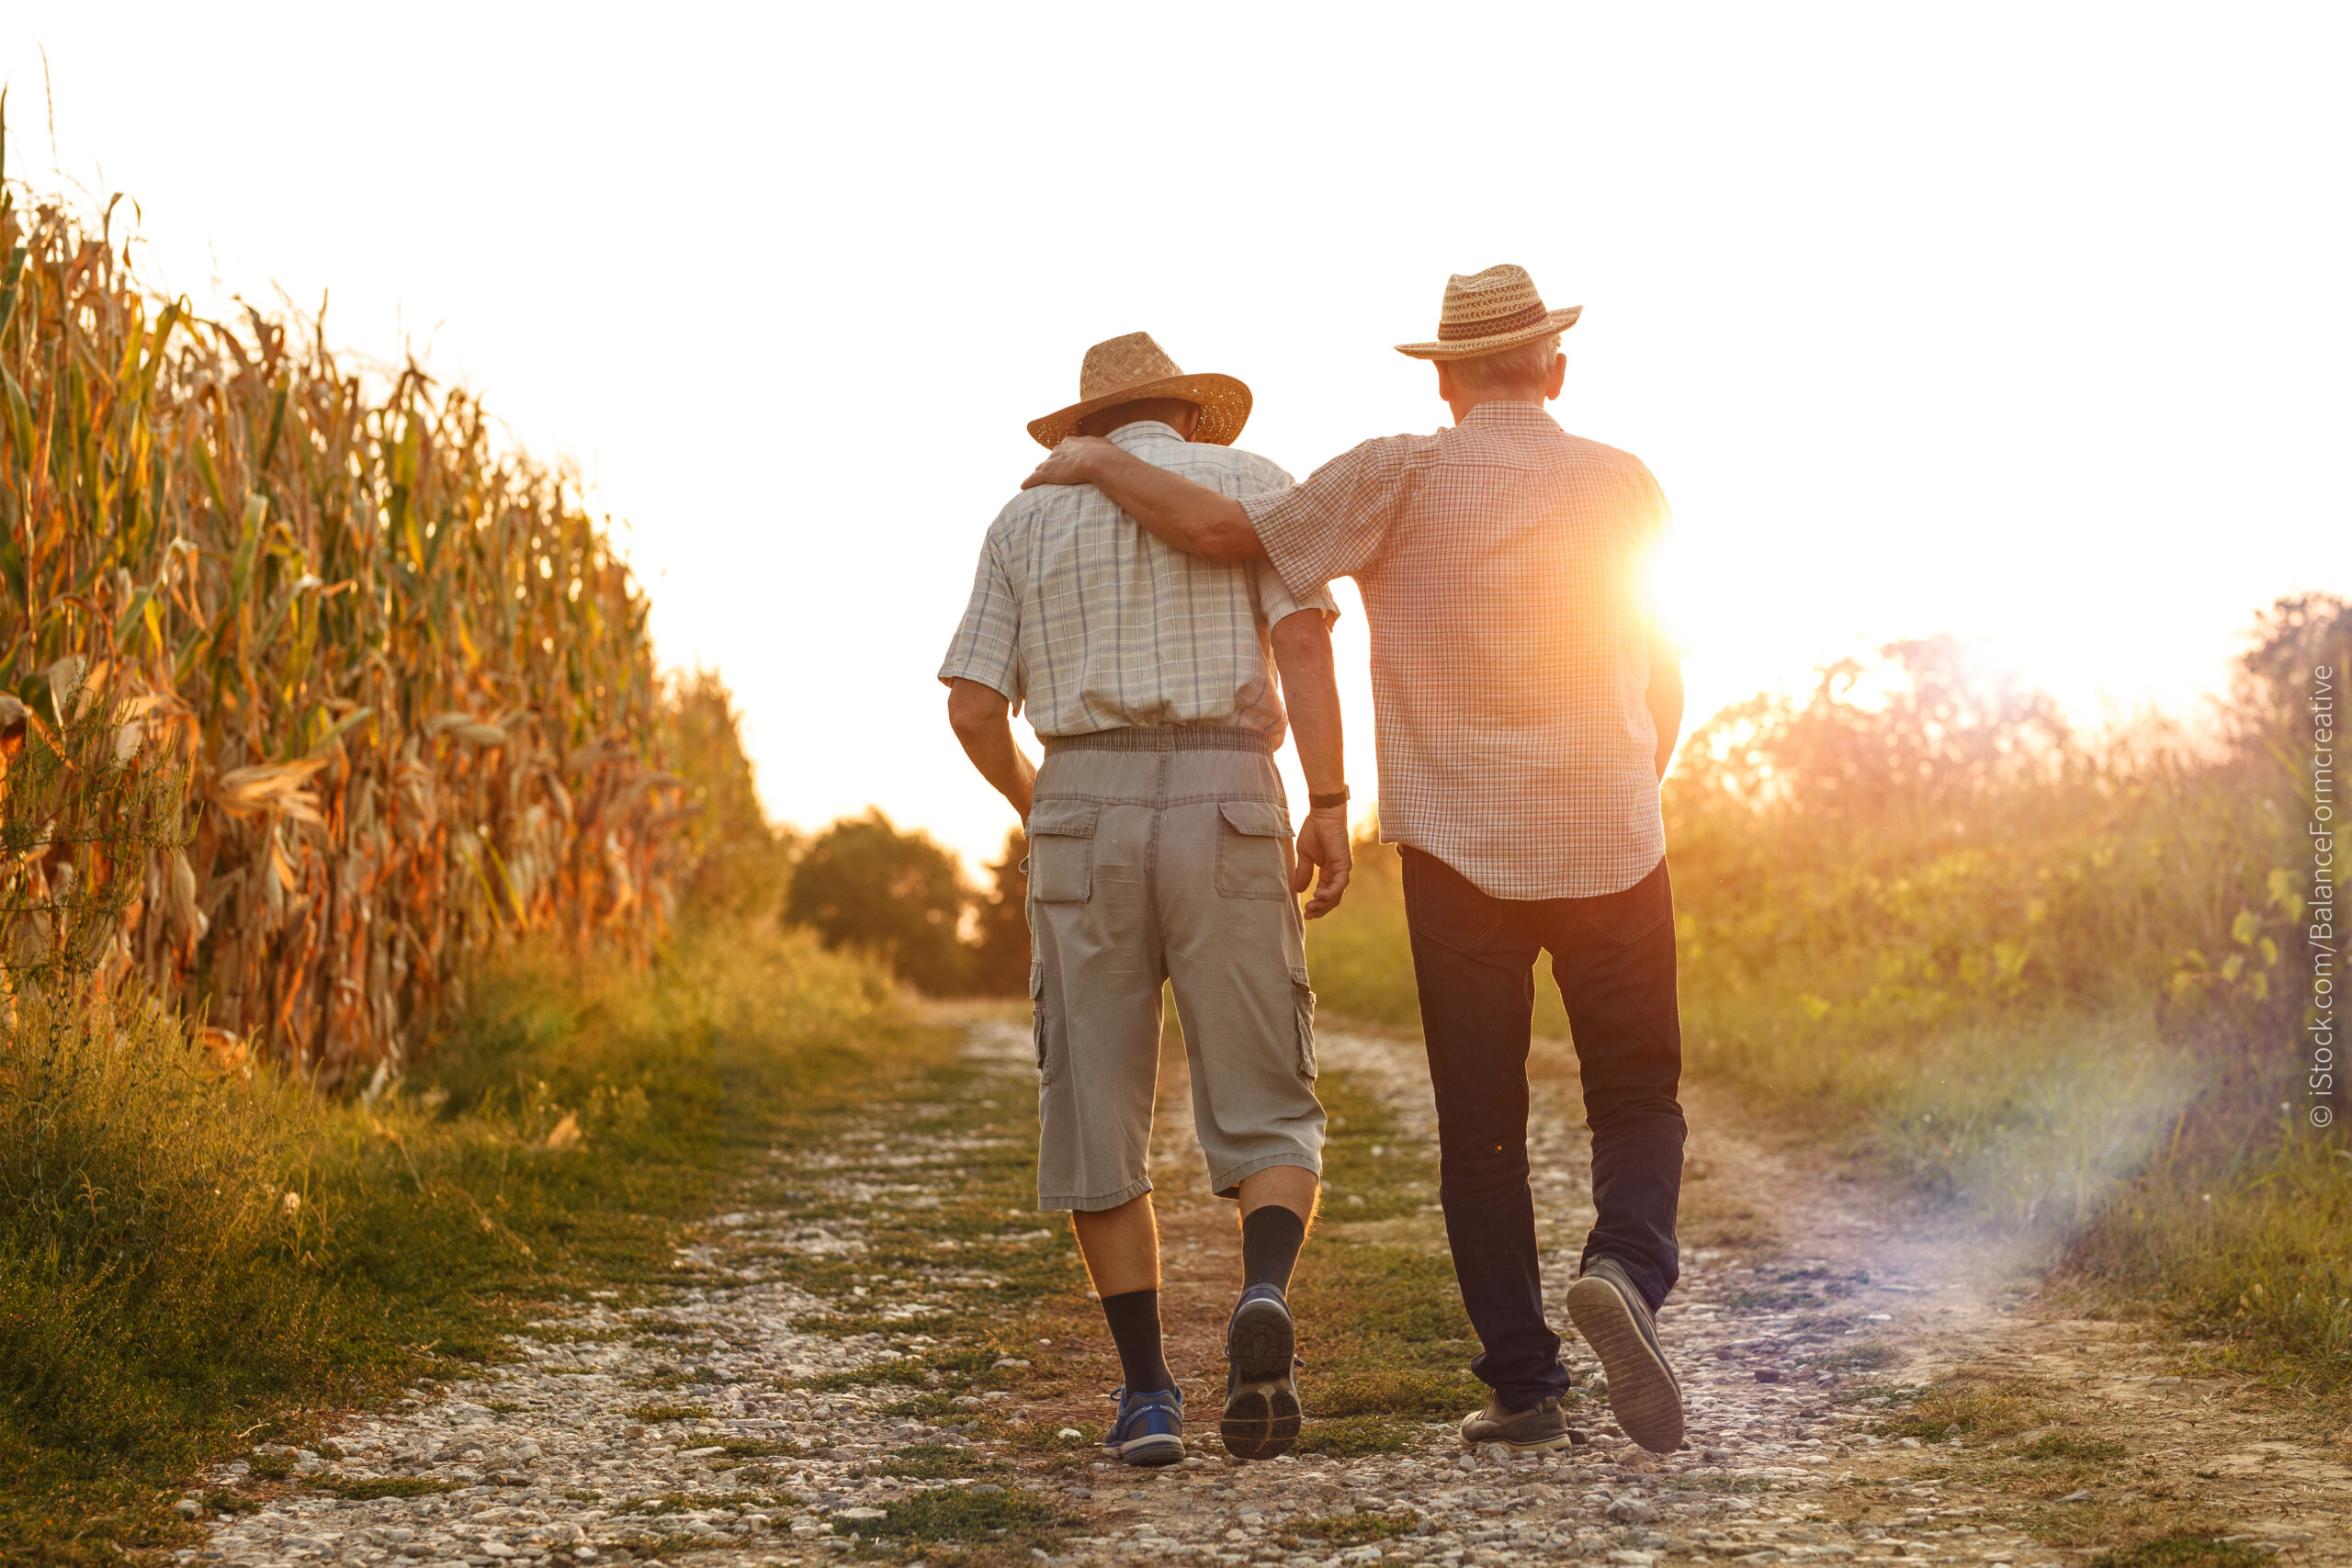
left=0, top=120, right=687, bottom=1085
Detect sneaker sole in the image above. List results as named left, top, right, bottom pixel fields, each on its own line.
left=1566, top=1273, right=1685, bottom=1454
left=1109, top=1433, right=1186, bottom=1467
left=1222, top=1297, right=1301, bottom=1461
left=1457, top=1422, right=1576, bottom=1453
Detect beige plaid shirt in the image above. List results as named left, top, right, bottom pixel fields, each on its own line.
left=941, top=421, right=1335, bottom=741
left=1243, top=401, right=1669, bottom=899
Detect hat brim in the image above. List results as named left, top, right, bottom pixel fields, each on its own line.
left=1394, top=305, right=1583, bottom=361
left=1026, top=372, right=1252, bottom=450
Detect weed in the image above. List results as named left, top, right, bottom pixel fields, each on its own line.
left=2017, top=1433, right=2128, bottom=1462
left=1285, top=1510, right=1419, bottom=1547
left=629, top=1404, right=715, bottom=1424
left=244, top=1454, right=295, bottom=1482
left=1868, top=1377, right=2038, bottom=1441
left=864, top=1485, right=1062, bottom=1544
left=2091, top=1539, right=2272, bottom=1568
left=311, top=1475, right=457, bottom=1501
left=880, top=1445, right=1005, bottom=1480
left=716, top=1439, right=805, bottom=1460
left=1291, top=1419, right=1418, bottom=1457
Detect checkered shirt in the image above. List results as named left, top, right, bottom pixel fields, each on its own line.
left=940, top=421, right=1336, bottom=741
left=1242, top=400, right=1670, bottom=899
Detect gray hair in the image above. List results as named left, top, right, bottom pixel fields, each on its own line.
left=1443, top=333, right=1562, bottom=395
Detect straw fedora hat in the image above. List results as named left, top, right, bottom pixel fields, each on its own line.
left=1026, top=332, right=1252, bottom=450
left=1394, top=264, right=1582, bottom=361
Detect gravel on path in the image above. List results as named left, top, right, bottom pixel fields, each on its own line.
left=185, top=1020, right=2343, bottom=1568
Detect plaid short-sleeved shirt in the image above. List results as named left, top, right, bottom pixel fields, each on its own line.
left=940, top=421, right=1336, bottom=742
left=1242, top=400, right=1669, bottom=899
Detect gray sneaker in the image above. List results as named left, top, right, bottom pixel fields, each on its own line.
left=1458, top=1393, right=1575, bottom=1451
left=1566, top=1255, right=1684, bottom=1454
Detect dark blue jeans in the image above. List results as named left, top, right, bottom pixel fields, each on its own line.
left=1401, top=847, right=1687, bottom=1410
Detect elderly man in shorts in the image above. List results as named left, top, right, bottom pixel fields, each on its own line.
left=941, top=332, right=1353, bottom=1466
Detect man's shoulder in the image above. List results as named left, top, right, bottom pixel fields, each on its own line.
left=1149, top=436, right=1294, bottom=493
left=1555, top=428, right=1652, bottom=473
left=984, top=479, right=1076, bottom=538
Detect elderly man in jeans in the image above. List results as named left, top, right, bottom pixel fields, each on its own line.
left=941, top=333, right=1354, bottom=1467
left=1019, top=266, right=1690, bottom=1456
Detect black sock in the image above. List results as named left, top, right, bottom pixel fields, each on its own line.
left=1099, top=1289, right=1172, bottom=1394
left=1240, top=1205, right=1307, bottom=1293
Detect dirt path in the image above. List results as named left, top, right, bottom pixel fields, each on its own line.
left=1070, top=1024, right=2347, bottom=1567
left=181, top=1018, right=2345, bottom=1568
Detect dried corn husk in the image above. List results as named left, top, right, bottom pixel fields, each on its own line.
left=0, top=163, right=690, bottom=1087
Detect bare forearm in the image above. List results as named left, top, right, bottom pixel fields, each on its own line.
left=1272, top=616, right=1345, bottom=796
left=1272, top=613, right=1351, bottom=919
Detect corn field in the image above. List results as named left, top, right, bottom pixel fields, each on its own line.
left=0, top=134, right=691, bottom=1086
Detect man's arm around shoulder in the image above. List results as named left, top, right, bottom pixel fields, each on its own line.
left=1022, top=435, right=1265, bottom=563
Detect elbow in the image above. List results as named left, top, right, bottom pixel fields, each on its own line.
left=1271, top=612, right=1334, bottom=673
left=1190, top=502, right=1263, bottom=563
left=1197, top=526, right=1254, bottom=563
left=946, top=682, right=1005, bottom=739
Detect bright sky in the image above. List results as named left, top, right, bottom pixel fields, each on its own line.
left=8, top=5, right=2346, bottom=873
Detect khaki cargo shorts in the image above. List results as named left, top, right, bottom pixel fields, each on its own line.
left=1025, top=729, right=1325, bottom=1212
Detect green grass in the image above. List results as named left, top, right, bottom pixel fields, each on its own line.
left=877, top=1444, right=1006, bottom=1479
left=2091, top=1538, right=2273, bottom=1568
left=0, top=915, right=927, bottom=1567
left=863, top=1484, right=1064, bottom=1547
left=311, top=1474, right=457, bottom=1500
left=1285, top=1510, right=1420, bottom=1546
left=1284, top=1074, right=1489, bottom=1448
left=629, top=1403, right=716, bottom=1423
left=2017, top=1433, right=2129, bottom=1462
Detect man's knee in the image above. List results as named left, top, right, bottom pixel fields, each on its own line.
left=1439, top=1139, right=1532, bottom=1192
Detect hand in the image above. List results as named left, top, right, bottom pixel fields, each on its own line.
left=1292, top=807, right=1353, bottom=919
left=1021, top=434, right=1116, bottom=491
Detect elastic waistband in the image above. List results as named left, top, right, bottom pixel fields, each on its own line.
left=1041, top=726, right=1275, bottom=756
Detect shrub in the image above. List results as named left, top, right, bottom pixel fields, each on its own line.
left=786, top=808, right=971, bottom=993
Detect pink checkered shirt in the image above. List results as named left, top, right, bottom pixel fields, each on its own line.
left=1242, top=400, right=1670, bottom=899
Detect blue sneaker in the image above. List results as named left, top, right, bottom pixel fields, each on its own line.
left=1221, top=1283, right=1301, bottom=1460
left=1103, top=1384, right=1185, bottom=1467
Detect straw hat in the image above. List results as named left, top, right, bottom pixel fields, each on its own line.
left=1026, top=332, right=1251, bottom=449
left=1394, top=264, right=1582, bottom=361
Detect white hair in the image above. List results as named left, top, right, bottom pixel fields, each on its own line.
left=1443, top=333, right=1561, bottom=394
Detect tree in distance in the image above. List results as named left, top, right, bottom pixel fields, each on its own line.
left=786, top=809, right=972, bottom=994
left=969, top=829, right=1032, bottom=998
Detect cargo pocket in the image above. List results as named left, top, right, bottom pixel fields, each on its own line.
left=1024, top=800, right=1099, bottom=903
left=1214, top=799, right=1293, bottom=899
left=1291, top=966, right=1319, bottom=1080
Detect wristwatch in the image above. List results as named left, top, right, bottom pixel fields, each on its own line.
left=1308, top=786, right=1351, bottom=811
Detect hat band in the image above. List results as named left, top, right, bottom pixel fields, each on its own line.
left=1436, top=299, right=1552, bottom=342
